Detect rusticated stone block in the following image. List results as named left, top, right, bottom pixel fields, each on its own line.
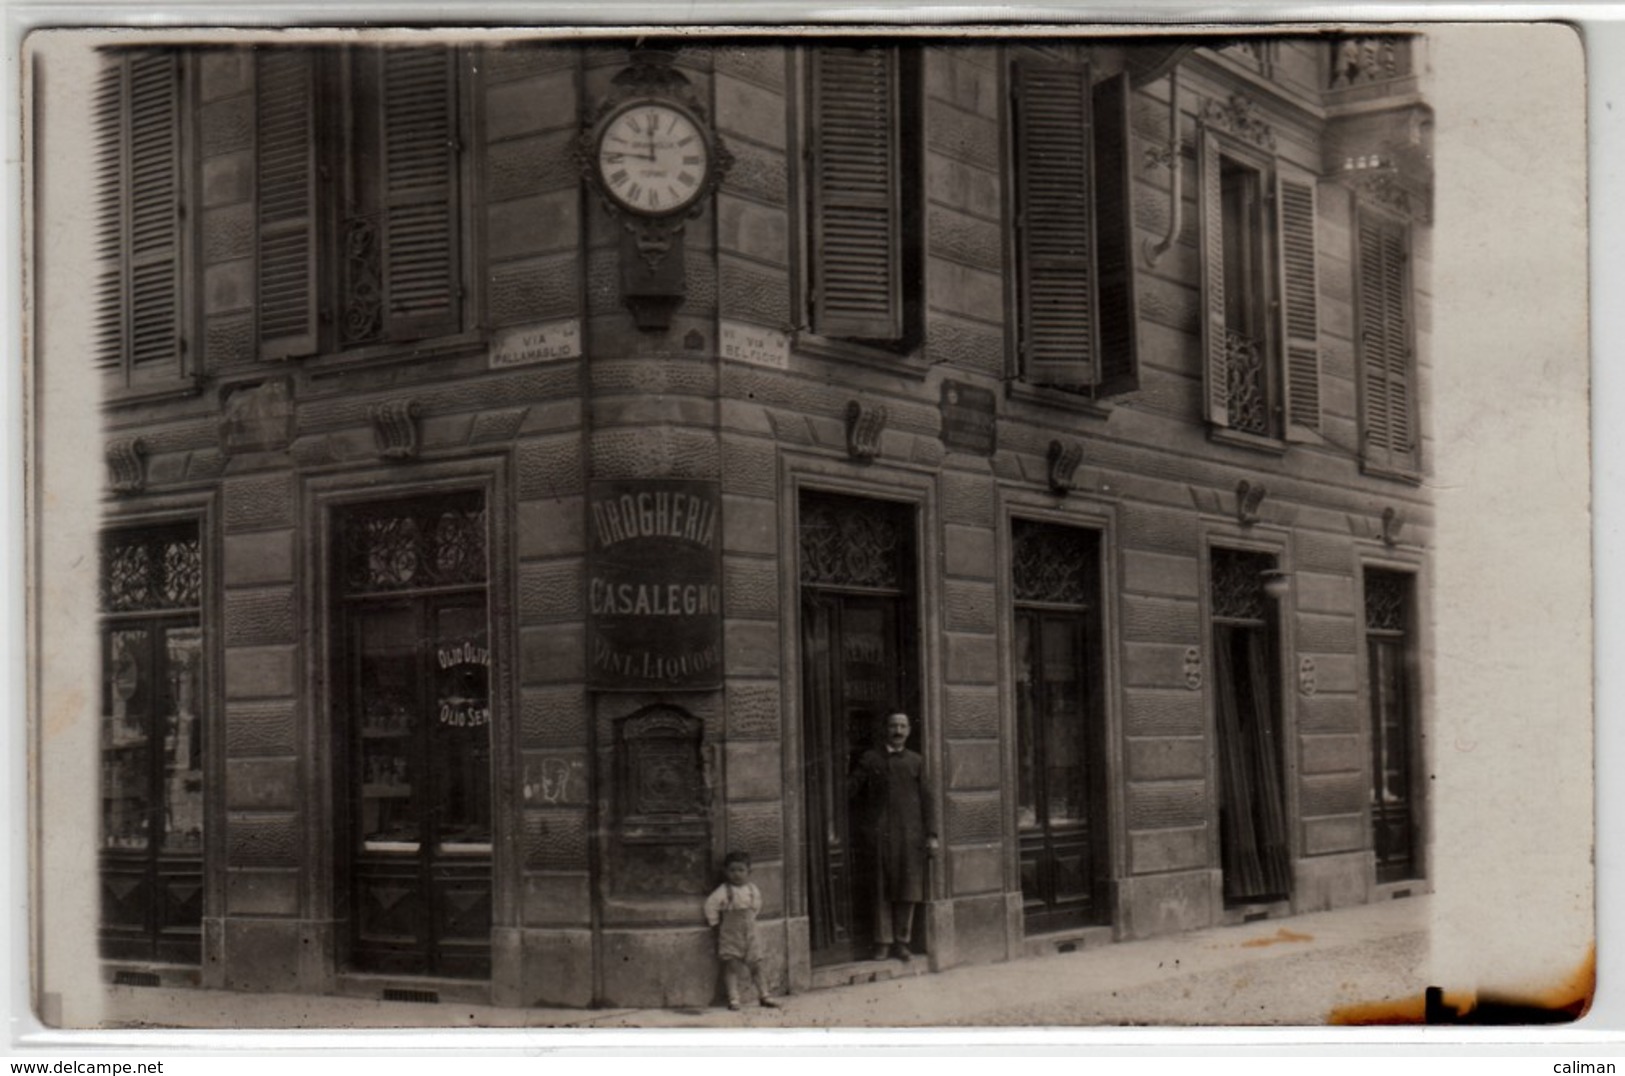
left=944, top=524, right=995, bottom=580
left=489, top=191, right=579, bottom=262
left=1303, top=816, right=1367, bottom=856
left=947, top=740, right=1001, bottom=791
left=470, top=407, right=529, bottom=445
left=927, top=258, right=1004, bottom=326
left=943, top=579, right=996, bottom=634
left=200, top=96, right=253, bottom=156
left=1299, top=693, right=1359, bottom=734
left=944, top=633, right=998, bottom=685
left=721, top=436, right=776, bottom=497
left=1138, top=273, right=1201, bottom=335
left=1123, top=549, right=1200, bottom=600
left=941, top=471, right=995, bottom=527
left=712, top=46, right=787, bottom=89
left=926, top=153, right=1000, bottom=221
left=223, top=587, right=296, bottom=648
left=1121, top=594, right=1199, bottom=644
left=482, top=43, right=576, bottom=83
left=720, top=139, right=789, bottom=206
left=519, top=560, right=583, bottom=623
left=524, top=808, right=590, bottom=870
left=714, top=71, right=788, bottom=148
left=1121, top=502, right=1200, bottom=557
left=202, top=152, right=252, bottom=209
left=199, top=49, right=251, bottom=103
left=517, top=437, right=583, bottom=499
left=590, top=427, right=720, bottom=481
left=204, top=314, right=254, bottom=369
left=225, top=699, right=297, bottom=757
left=1126, top=781, right=1208, bottom=830
left=1302, top=733, right=1364, bottom=776
left=223, top=473, right=294, bottom=532
left=949, top=844, right=1003, bottom=899
left=726, top=802, right=783, bottom=860
left=521, top=624, right=585, bottom=685
left=227, top=812, right=300, bottom=868
left=926, top=104, right=1000, bottom=172
left=486, top=130, right=580, bottom=201
left=205, top=260, right=253, bottom=315
left=226, top=758, right=298, bottom=811
left=726, top=680, right=780, bottom=740
left=489, top=255, right=580, bottom=326
left=719, top=197, right=789, bottom=267
left=1129, top=826, right=1209, bottom=874
left=724, top=557, right=778, bottom=619
left=945, top=686, right=999, bottom=739
left=225, top=645, right=296, bottom=700
left=725, top=618, right=780, bottom=678
left=225, top=869, right=299, bottom=917
left=591, top=359, right=718, bottom=397
left=1297, top=612, right=1357, bottom=654
left=1123, top=689, right=1205, bottom=737
left=1301, top=774, right=1365, bottom=818
left=518, top=496, right=584, bottom=559
left=927, top=207, right=1002, bottom=272
left=722, top=495, right=776, bottom=556
left=946, top=792, right=1003, bottom=843
left=1126, top=737, right=1207, bottom=782
left=522, top=875, right=593, bottom=930
left=718, top=258, right=791, bottom=325
left=521, top=685, right=589, bottom=748
left=202, top=204, right=255, bottom=263
left=925, top=49, right=999, bottom=117
left=725, top=741, right=782, bottom=802
left=925, top=312, right=1004, bottom=376
left=1296, top=530, right=1355, bottom=574
left=487, top=70, right=577, bottom=142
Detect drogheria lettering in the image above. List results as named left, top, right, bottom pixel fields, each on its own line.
left=589, top=579, right=720, bottom=616
left=592, top=491, right=717, bottom=549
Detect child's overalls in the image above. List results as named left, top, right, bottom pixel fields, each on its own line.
left=716, top=884, right=760, bottom=963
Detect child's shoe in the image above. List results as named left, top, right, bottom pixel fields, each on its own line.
left=728, top=999, right=742, bottom=1011
left=759, top=996, right=782, bottom=1009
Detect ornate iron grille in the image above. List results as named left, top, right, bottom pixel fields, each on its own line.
left=343, top=214, right=384, bottom=345
left=799, top=495, right=906, bottom=590
left=1012, top=520, right=1097, bottom=606
left=1365, top=569, right=1410, bottom=632
left=1225, top=329, right=1270, bottom=436
left=1210, top=548, right=1274, bottom=621
left=342, top=498, right=487, bottom=594
left=101, top=525, right=202, bottom=612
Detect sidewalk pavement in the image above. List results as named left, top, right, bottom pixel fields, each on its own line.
left=98, top=893, right=1429, bottom=1031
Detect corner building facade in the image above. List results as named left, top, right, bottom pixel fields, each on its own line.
left=91, top=35, right=1434, bottom=1008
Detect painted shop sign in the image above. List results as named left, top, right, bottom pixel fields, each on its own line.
left=588, top=479, right=724, bottom=690
left=940, top=380, right=997, bottom=456
left=489, top=318, right=582, bottom=368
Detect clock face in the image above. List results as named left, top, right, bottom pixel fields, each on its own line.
left=596, top=102, right=711, bottom=216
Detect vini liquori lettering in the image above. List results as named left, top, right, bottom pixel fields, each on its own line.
left=587, top=480, right=725, bottom=690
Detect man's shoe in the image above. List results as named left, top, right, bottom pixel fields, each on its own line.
left=727, top=1000, right=742, bottom=1011
left=759, top=996, right=782, bottom=1009
left=891, top=943, right=912, bottom=963
left=871, top=945, right=890, bottom=961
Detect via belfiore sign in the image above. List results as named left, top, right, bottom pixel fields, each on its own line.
left=587, top=480, right=724, bottom=690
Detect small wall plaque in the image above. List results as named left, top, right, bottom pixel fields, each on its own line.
left=719, top=320, right=790, bottom=370
left=940, top=380, right=997, bottom=457
left=220, top=378, right=293, bottom=455
left=490, top=319, right=582, bottom=369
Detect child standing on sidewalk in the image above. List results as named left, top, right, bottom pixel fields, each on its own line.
left=703, top=851, right=782, bottom=1011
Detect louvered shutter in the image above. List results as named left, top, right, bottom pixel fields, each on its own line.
left=1092, top=71, right=1138, bottom=397
left=809, top=48, right=903, bottom=340
left=95, top=53, right=185, bottom=381
left=1357, top=212, right=1416, bottom=473
left=1198, top=129, right=1229, bottom=427
left=1276, top=166, right=1321, bottom=440
left=379, top=48, right=462, bottom=342
left=256, top=50, right=319, bottom=360
left=1014, top=62, right=1096, bottom=390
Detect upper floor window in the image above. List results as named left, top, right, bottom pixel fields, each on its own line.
left=95, top=50, right=193, bottom=390
left=1198, top=105, right=1321, bottom=442
left=1355, top=206, right=1419, bottom=477
left=801, top=46, right=922, bottom=349
left=1010, top=56, right=1139, bottom=396
left=255, top=46, right=473, bottom=361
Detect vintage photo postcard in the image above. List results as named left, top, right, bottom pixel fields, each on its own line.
left=21, top=21, right=1595, bottom=1034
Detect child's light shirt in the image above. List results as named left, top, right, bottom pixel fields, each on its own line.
left=704, top=881, right=762, bottom=926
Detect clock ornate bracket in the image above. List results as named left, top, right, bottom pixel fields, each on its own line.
left=576, top=48, right=735, bottom=332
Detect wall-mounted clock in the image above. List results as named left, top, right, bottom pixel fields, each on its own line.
left=593, top=100, right=713, bottom=218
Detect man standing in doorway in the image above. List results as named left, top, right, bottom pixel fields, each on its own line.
left=851, top=711, right=939, bottom=962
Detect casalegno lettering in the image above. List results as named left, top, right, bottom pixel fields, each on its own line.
left=592, top=491, right=718, bottom=549
left=590, top=580, right=721, bottom=617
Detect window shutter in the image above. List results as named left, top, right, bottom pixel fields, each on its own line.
left=379, top=48, right=461, bottom=343
left=1014, top=61, right=1096, bottom=390
left=94, top=58, right=127, bottom=373
left=1357, top=213, right=1416, bottom=472
left=1198, top=130, right=1229, bottom=427
left=127, top=52, right=184, bottom=379
left=809, top=48, right=903, bottom=340
left=1092, top=71, right=1138, bottom=397
left=1276, top=167, right=1321, bottom=440
left=256, top=50, right=319, bottom=360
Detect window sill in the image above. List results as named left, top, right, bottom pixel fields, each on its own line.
left=1208, top=426, right=1289, bottom=456
left=103, top=376, right=203, bottom=409
left=1004, top=380, right=1112, bottom=421
left=302, top=330, right=491, bottom=381
left=1360, top=458, right=1423, bottom=486
left=791, top=331, right=929, bottom=381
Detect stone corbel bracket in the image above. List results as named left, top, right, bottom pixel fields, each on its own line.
left=1381, top=506, right=1405, bottom=547
left=1236, top=479, right=1268, bottom=526
left=1048, top=438, right=1084, bottom=495
left=106, top=437, right=148, bottom=495
left=370, top=398, right=424, bottom=461
left=846, top=400, right=888, bottom=462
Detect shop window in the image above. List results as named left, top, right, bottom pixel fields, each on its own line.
left=1198, top=120, right=1321, bottom=441
left=1364, top=568, right=1419, bottom=882
left=1010, top=57, right=1138, bottom=396
left=99, top=521, right=205, bottom=964
left=1208, top=547, right=1292, bottom=905
left=94, top=50, right=193, bottom=392
left=1010, top=519, right=1109, bottom=933
left=801, top=46, right=922, bottom=349
left=255, top=46, right=472, bottom=361
left=1355, top=207, right=1420, bottom=477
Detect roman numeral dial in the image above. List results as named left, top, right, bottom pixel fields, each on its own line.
left=594, top=100, right=711, bottom=216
